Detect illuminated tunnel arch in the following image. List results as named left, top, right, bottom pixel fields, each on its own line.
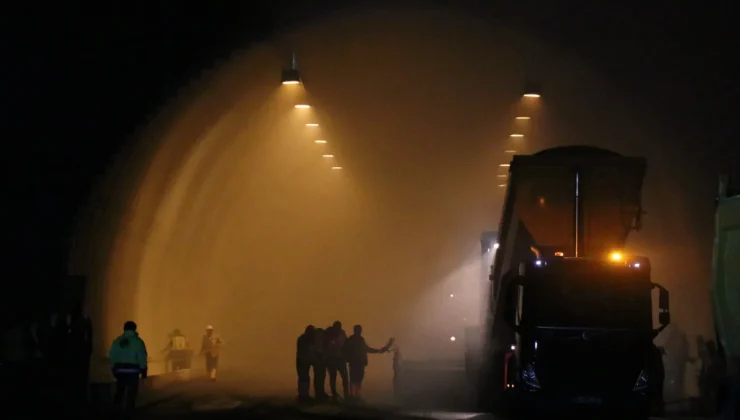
left=67, top=7, right=705, bottom=395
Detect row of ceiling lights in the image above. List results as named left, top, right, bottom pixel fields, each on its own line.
left=498, top=83, right=542, bottom=188
left=281, top=54, right=342, bottom=170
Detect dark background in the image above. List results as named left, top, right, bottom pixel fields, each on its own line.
left=3, top=1, right=738, bottom=321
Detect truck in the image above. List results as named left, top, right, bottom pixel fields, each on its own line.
left=475, top=146, right=670, bottom=418
left=712, top=176, right=740, bottom=419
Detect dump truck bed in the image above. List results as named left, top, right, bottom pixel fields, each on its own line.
left=491, top=146, right=647, bottom=298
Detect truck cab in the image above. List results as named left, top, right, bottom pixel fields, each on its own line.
left=496, top=255, right=670, bottom=417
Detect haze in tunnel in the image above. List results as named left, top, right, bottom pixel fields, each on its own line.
left=70, top=6, right=713, bottom=399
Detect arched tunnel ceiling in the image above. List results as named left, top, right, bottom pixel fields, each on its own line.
left=70, top=6, right=714, bottom=392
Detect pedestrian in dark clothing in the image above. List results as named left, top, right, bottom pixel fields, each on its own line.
left=108, top=321, right=148, bottom=418
left=296, top=325, right=315, bottom=403
left=65, top=306, right=93, bottom=415
left=313, top=328, right=329, bottom=402
left=326, top=321, right=349, bottom=402
left=342, top=325, right=393, bottom=401
left=38, top=310, right=72, bottom=407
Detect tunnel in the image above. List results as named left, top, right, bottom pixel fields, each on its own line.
left=67, top=6, right=714, bottom=400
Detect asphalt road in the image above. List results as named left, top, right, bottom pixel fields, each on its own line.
left=134, top=379, right=710, bottom=420
left=136, top=378, right=496, bottom=420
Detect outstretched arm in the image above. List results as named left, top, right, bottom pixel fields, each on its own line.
left=366, top=344, right=383, bottom=354
left=367, top=338, right=395, bottom=354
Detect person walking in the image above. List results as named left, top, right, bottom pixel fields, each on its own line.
left=108, top=321, right=148, bottom=417
left=163, top=328, right=191, bottom=372
left=200, top=325, right=223, bottom=380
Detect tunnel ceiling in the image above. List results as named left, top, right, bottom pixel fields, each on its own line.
left=68, top=5, right=715, bottom=386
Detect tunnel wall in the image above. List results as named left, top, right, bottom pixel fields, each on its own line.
left=69, top=8, right=714, bottom=398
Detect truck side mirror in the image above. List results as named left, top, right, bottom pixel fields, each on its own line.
left=653, top=283, right=671, bottom=327
left=658, top=287, right=670, bottom=326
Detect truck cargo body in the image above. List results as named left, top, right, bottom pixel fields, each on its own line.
left=476, top=146, right=669, bottom=418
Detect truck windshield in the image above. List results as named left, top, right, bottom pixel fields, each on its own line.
left=523, top=268, right=652, bottom=330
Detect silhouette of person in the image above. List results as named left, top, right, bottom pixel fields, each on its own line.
left=313, top=328, right=329, bottom=402
left=326, top=321, right=349, bottom=401
left=342, top=325, right=393, bottom=401
left=296, top=325, right=315, bottom=403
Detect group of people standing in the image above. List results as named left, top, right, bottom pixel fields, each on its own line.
left=30, top=304, right=93, bottom=415
left=296, top=321, right=393, bottom=403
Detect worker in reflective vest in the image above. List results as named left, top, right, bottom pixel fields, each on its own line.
left=163, top=329, right=191, bottom=371
left=200, top=325, right=223, bottom=380
left=108, top=321, right=148, bottom=413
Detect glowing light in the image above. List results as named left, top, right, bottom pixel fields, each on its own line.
left=295, top=104, right=310, bottom=109
left=523, top=93, right=541, bottom=98
left=510, top=345, right=516, bottom=350
left=449, top=293, right=454, bottom=298
left=322, top=154, right=334, bottom=158
left=281, top=61, right=301, bottom=85
left=632, top=262, right=641, bottom=268
left=450, top=336, right=456, bottom=342
left=499, top=164, right=510, bottom=167
left=510, top=134, right=524, bottom=138
left=306, top=123, right=319, bottom=127
left=314, top=140, right=327, bottom=144
left=554, top=251, right=564, bottom=257
left=516, top=116, right=531, bottom=120
left=493, top=242, right=500, bottom=250
left=497, top=174, right=508, bottom=178
left=331, top=166, right=342, bottom=170
left=498, top=184, right=506, bottom=187
left=535, top=259, right=543, bottom=267
left=609, top=251, right=623, bottom=262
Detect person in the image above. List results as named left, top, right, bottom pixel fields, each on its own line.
left=108, top=320, right=148, bottom=416
left=648, top=344, right=666, bottom=416
left=326, top=321, right=349, bottom=402
left=391, top=342, right=402, bottom=402
left=163, top=329, right=191, bottom=372
left=65, top=304, right=93, bottom=414
left=313, top=327, right=329, bottom=402
left=342, top=325, right=393, bottom=401
left=39, top=308, right=70, bottom=407
left=200, top=325, right=223, bottom=380
left=296, top=325, right=316, bottom=403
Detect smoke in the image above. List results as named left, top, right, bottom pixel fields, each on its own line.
left=70, top=5, right=713, bottom=402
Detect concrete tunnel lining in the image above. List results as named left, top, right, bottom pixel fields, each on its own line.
left=67, top=8, right=713, bottom=398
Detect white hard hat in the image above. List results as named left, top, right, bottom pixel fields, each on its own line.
left=206, top=325, right=214, bottom=330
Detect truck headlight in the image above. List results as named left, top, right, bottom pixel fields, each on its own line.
left=633, top=369, right=648, bottom=391
left=522, top=363, right=541, bottom=389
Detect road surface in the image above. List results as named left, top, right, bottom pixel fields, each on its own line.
left=134, top=378, right=709, bottom=420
